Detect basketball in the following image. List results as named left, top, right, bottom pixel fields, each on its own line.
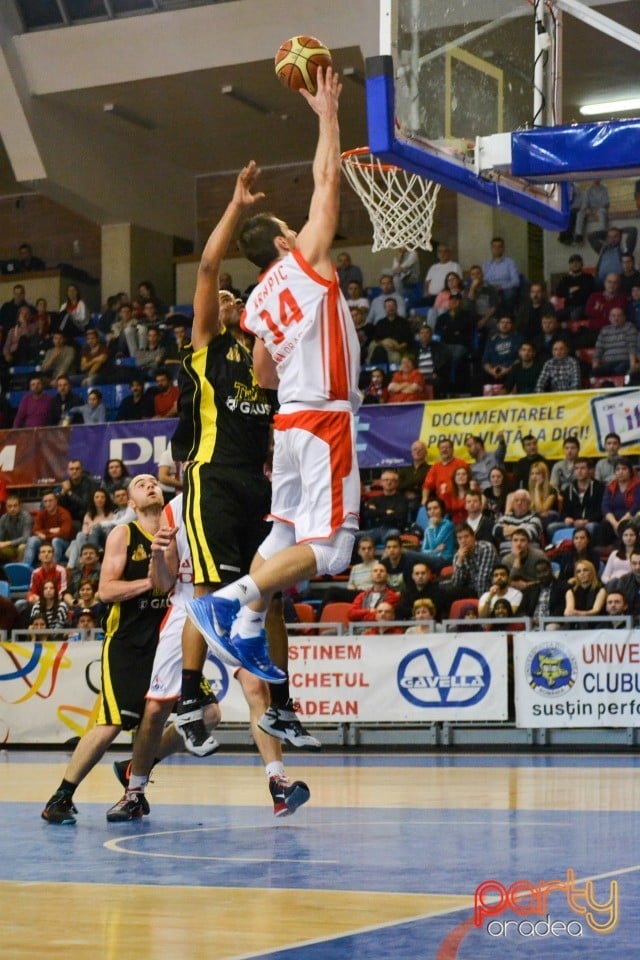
left=274, top=36, right=332, bottom=95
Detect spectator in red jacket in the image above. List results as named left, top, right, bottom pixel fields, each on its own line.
left=26, top=542, right=69, bottom=604
left=24, top=490, right=75, bottom=566
left=348, top=563, right=401, bottom=622
left=421, top=437, right=467, bottom=504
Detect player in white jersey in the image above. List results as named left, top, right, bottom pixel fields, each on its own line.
left=187, top=67, right=362, bottom=673
left=107, top=495, right=310, bottom=821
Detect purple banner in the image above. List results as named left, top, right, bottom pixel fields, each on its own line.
left=355, top=403, right=424, bottom=469
left=68, top=419, right=178, bottom=481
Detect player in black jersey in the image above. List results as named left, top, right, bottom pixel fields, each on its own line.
left=173, top=163, right=320, bottom=757
left=42, top=475, right=170, bottom=825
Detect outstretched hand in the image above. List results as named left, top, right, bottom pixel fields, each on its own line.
left=233, top=160, right=265, bottom=209
left=299, top=65, right=342, bottom=116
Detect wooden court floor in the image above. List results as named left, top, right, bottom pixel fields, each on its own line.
left=1, top=748, right=639, bottom=959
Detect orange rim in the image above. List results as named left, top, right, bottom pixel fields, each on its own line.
left=340, top=146, right=403, bottom=174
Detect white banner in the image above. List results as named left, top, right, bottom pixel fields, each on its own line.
left=514, top=630, right=640, bottom=728
left=1, top=633, right=508, bottom=743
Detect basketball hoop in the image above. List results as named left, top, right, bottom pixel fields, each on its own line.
left=340, top=147, right=441, bottom=252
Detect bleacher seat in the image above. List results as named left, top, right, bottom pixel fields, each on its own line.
left=319, top=602, right=351, bottom=630
left=589, top=376, right=627, bottom=388
left=449, top=597, right=478, bottom=620
left=169, top=304, right=194, bottom=319
left=4, top=563, right=33, bottom=595
left=0, top=581, right=10, bottom=598
left=294, top=602, right=316, bottom=623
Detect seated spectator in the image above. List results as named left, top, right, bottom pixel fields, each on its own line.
left=454, top=601, right=481, bottom=631
left=390, top=246, right=421, bottom=296
left=554, top=254, right=596, bottom=322
left=361, top=470, right=408, bottom=542
left=134, top=326, right=166, bottom=378
left=345, top=280, right=370, bottom=310
left=548, top=457, right=604, bottom=540
left=584, top=274, right=629, bottom=341
left=478, top=564, right=522, bottom=617
left=24, top=491, right=74, bottom=566
left=41, top=331, right=77, bottom=382
left=351, top=306, right=375, bottom=364
left=550, top=436, right=581, bottom=492
left=602, top=590, right=630, bottom=629
left=3, top=305, right=36, bottom=365
left=27, top=308, right=54, bottom=367
left=535, top=340, right=581, bottom=393
left=607, top=550, right=640, bottom=621
left=397, top=440, right=428, bottom=523
left=447, top=522, right=497, bottom=600
left=516, top=282, right=554, bottom=340
left=67, top=579, right=107, bottom=626
left=592, top=306, right=638, bottom=376
left=432, top=271, right=465, bottom=318
left=57, top=458, right=99, bottom=527
left=26, top=542, right=69, bottom=604
left=102, top=459, right=131, bottom=497
left=69, top=606, right=104, bottom=641
left=380, top=534, right=414, bottom=593
left=13, top=374, right=54, bottom=428
left=68, top=388, right=107, bottom=425
left=366, top=298, right=413, bottom=365
left=533, top=312, right=571, bottom=362
left=387, top=354, right=428, bottom=403
left=362, top=366, right=389, bottom=405
left=29, top=579, right=69, bottom=631
left=106, top=486, right=136, bottom=529
left=601, top=458, right=640, bottom=542
left=137, top=280, right=167, bottom=319
left=564, top=560, right=606, bottom=626
left=482, top=316, right=522, bottom=385
left=362, top=600, right=403, bottom=635
left=601, top=525, right=639, bottom=583
left=423, top=243, right=462, bottom=301
left=590, top=225, right=637, bottom=283
left=555, top=527, right=601, bottom=582
left=574, top=179, right=609, bottom=243
left=493, top=490, right=543, bottom=553
left=414, top=323, right=451, bottom=398
left=366, top=274, right=406, bottom=325
left=502, top=529, right=546, bottom=591
left=67, top=489, right=114, bottom=568
left=519, top=557, right=568, bottom=626
left=619, top=253, right=640, bottom=297
left=528, top=461, right=560, bottom=531
left=79, top=329, right=111, bottom=386
left=443, top=465, right=472, bottom=524
left=482, top=237, right=521, bottom=309
left=594, top=432, right=622, bottom=485
left=488, top=597, right=515, bottom=625
left=463, top=489, right=495, bottom=543
left=17, top=242, right=45, bottom=272
left=422, top=437, right=467, bottom=504
left=348, top=562, right=401, bottom=622
left=462, top=264, right=499, bottom=343
left=57, top=283, right=88, bottom=337
left=63, top=544, right=102, bottom=605
left=116, top=377, right=155, bottom=420
left=348, top=537, right=377, bottom=593
left=416, top=497, right=455, bottom=572
left=513, top=433, right=551, bottom=489
left=404, top=597, right=439, bottom=634
left=483, top=466, right=511, bottom=520
left=336, top=251, right=363, bottom=298
left=433, top=294, right=474, bottom=389
left=48, top=374, right=84, bottom=426
left=0, top=493, right=33, bottom=562
left=153, top=370, right=179, bottom=418
left=163, top=321, right=190, bottom=368
left=464, top=432, right=506, bottom=489
left=396, top=561, right=442, bottom=620
left=28, top=615, right=49, bottom=639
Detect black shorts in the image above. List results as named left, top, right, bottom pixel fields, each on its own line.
left=98, top=632, right=157, bottom=731
left=183, top=461, right=271, bottom=586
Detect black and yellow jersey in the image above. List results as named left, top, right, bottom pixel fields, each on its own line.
left=103, top=521, right=169, bottom=647
left=171, top=329, right=273, bottom=469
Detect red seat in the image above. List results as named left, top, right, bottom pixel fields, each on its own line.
left=294, top=603, right=316, bottom=623
left=449, top=597, right=478, bottom=620
left=590, top=375, right=627, bottom=388
left=318, top=602, right=352, bottom=631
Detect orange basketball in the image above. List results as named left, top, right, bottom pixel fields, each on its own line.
left=274, top=36, right=332, bottom=95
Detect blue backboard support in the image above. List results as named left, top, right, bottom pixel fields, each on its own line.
left=511, top=119, right=640, bottom=182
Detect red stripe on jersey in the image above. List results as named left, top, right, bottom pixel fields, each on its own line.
left=291, top=249, right=332, bottom=287
left=324, top=282, right=349, bottom=401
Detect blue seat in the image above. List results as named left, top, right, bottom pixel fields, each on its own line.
left=551, top=528, right=575, bottom=545
left=0, top=581, right=10, bottom=598
left=4, top=562, right=33, bottom=595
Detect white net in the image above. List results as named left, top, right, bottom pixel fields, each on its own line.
left=341, top=148, right=441, bottom=252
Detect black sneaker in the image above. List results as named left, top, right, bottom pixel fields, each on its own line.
left=112, top=760, right=151, bottom=815
left=41, top=791, right=78, bottom=825
left=175, top=699, right=220, bottom=757
left=106, top=790, right=148, bottom=822
left=258, top=702, right=322, bottom=750
left=269, top=775, right=310, bottom=818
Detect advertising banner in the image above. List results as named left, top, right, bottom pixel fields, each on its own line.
left=1, top=632, right=508, bottom=743
left=514, top=629, right=640, bottom=728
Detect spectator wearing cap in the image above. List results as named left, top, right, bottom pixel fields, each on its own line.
left=555, top=254, right=597, bottom=323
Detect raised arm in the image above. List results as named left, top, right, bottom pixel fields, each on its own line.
left=191, top=162, right=265, bottom=351
left=296, top=67, right=342, bottom=279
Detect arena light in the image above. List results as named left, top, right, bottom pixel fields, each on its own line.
left=580, top=96, right=640, bottom=116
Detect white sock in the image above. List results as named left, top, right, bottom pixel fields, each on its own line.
left=234, top=606, right=267, bottom=639
left=215, top=576, right=261, bottom=607
left=129, top=774, right=148, bottom=792
left=266, top=761, right=286, bottom=780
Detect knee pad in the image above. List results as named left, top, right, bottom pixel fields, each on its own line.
left=310, top=528, right=355, bottom=577
left=257, top=521, right=296, bottom=561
